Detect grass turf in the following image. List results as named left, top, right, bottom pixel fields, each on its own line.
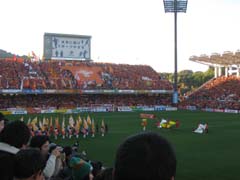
left=6, top=110, right=240, bottom=180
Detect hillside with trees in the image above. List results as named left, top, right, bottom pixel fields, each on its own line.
left=159, top=67, right=214, bottom=95
left=0, top=49, right=27, bottom=59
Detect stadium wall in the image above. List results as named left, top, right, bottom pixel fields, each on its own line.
left=0, top=89, right=173, bottom=95
left=0, top=105, right=177, bottom=115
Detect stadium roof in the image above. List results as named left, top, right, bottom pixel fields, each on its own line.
left=189, top=50, right=240, bottom=66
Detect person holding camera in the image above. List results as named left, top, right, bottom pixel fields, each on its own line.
left=29, top=135, right=63, bottom=179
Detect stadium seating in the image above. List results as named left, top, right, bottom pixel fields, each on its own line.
left=0, top=59, right=173, bottom=90
left=180, top=75, right=240, bottom=110
left=0, top=94, right=172, bottom=109
left=0, top=59, right=173, bottom=109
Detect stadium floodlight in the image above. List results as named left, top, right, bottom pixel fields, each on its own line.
left=163, top=0, right=188, bottom=13
left=163, top=0, right=188, bottom=104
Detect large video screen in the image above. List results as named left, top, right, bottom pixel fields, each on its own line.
left=44, top=33, right=91, bottom=60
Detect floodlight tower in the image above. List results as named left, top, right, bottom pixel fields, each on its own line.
left=163, top=0, right=188, bottom=104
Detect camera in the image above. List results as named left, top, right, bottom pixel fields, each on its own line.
left=49, top=143, right=63, bottom=153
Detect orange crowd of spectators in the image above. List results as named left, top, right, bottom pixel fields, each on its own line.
left=0, top=94, right=172, bottom=109
left=180, top=75, right=240, bottom=110
left=0, top=59, right=173, bottom=90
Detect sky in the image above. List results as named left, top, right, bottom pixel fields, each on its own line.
left=1, top=0, right=240, bottom=73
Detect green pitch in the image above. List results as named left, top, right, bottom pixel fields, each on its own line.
left=6, top=110, right=240, bottom=180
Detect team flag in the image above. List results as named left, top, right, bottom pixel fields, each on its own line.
left=55, top=117, right=61, bottom=130
left=20, top=116, right=24, bottom=122
left=101, top=119, right=105, bottom=136
left=83, top=119, right=88, bottom=130
left=75, top=119, right=81, bottom=138
left=101, top=119, right=105, bottom=129
left=27, top=117, right=31, bottom=126
left=91, top=119, right=95, bottom=137
left=87, top=115, right=92, bottom=125
left=31, top=117, right=38, bottom=131
left=42, top=117, right=45, bottom=126
left=62, top=117, right=66, bottom=139
left=78, top=115, right=82, bottom=126
left=69, top=115, right=75, bottom=127
left=39, top=119, right=44, bottom=131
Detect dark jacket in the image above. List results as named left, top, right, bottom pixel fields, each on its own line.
left=0, top=142, right=20, bottom=180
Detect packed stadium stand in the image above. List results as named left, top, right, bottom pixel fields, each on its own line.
left=0, top=58, right=173, bottom=110
left=0, top=59, right=172, bottom=90
left=179, top=75, right=240, bottom=110
left=0, top=94, right=172, bottom=110
left=182, top=51, right=240, bottom=110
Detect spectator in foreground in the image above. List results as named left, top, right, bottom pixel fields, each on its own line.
left=69, top=156, right=94, bottom=180
left=113, top=132, right=177, bottom=180
left=94, top=167, right=113, bottom=180
left=14, top=148, right=45, bottom=180
left=0, top=120, right=31, bottom=180
left=0, top=112, right=8, bottom=133
left=29, top=135, right=62, bottom=179
left=0, top=117, right=5, bottom=133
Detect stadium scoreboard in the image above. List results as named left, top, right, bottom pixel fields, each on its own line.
left=44, top=33, right=91, bottom=61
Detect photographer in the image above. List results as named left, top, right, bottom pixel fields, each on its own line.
left=29, top=135, right=62, bottom=179
left=49, top=143, right=66, bottom=178
left=0, top=112, right=8, bottom=133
